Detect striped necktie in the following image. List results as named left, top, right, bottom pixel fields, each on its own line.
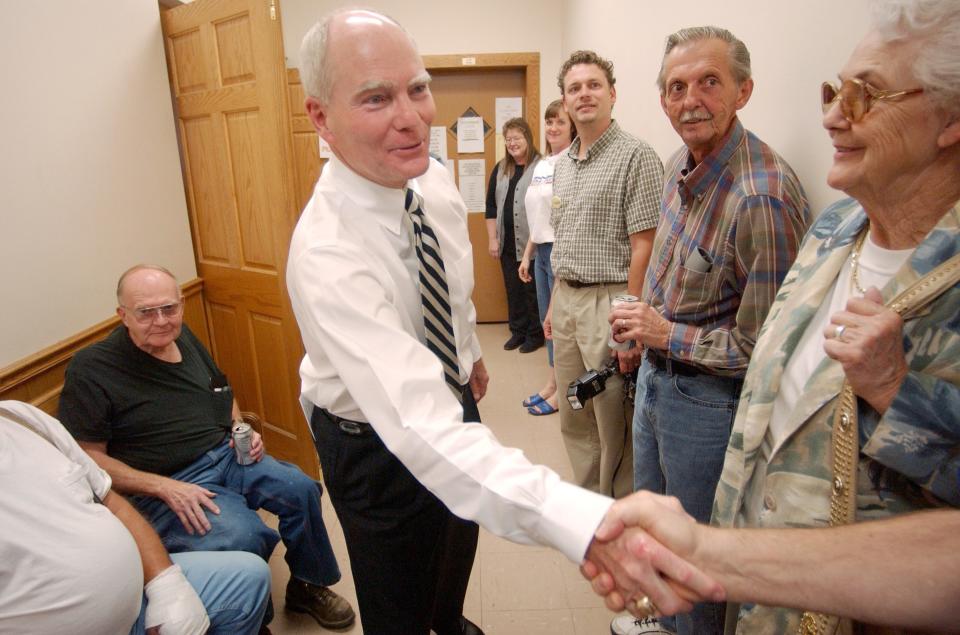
left=403, top=187, right=462, bottom=399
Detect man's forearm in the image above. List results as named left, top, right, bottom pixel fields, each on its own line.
left=82, top=444, right=167, bottom=498
left=696, top=512, right=960, bottom=631
left=103, top=490, right=173, bottom=583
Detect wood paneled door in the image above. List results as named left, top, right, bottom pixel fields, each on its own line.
left=423, top=53, right=540, bottom=323
left=161, top=0, right=318, bottom=476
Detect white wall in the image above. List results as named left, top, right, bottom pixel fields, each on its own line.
left=280, top=0, right=565, bottom=149
left=561, top=0, right=871, bottom=215
left=0, top=0, right=874, bottom=368
left=280, top=0, right=870, bottom=213
left=0, top=1, right=196, bottom=367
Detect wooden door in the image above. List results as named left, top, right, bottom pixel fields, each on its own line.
left=423, top=53, right=540, bottom=323
left=286, top=69, right=324, bottom=213
left=160, top=0, right=319, bottom=476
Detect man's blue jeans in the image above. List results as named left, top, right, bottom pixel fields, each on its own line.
left=632, top=357, right=743, bottom=635
left=534, top=242, right=555, bottom=366
left=133, top=441, right=341, bottom=588
left=129, top=551, right=270, bottom=635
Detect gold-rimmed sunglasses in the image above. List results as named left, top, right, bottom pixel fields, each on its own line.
left=821, top=77, right=924, bottom=122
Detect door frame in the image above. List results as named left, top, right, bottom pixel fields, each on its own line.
left=422, top=52, right=540, bottom=145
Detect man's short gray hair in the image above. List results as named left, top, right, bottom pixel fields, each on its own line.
left=299, top=7, right=413, bottom=103
left=656, top=26, right=751, bottom=93
left=116, top=264, right=179, bottom=303
left=870, top=0, right=960, bottom=115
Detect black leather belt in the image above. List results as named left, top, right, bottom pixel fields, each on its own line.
left=316, top=407, right=372, bottom=436
left=645, top=349, right=704, bottom=377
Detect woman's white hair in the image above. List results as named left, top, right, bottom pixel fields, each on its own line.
left=299, top=7, right=414, bottom=103
left=871, top=0, right=960, bottom=114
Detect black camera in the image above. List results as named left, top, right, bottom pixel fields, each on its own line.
left=566, top=358, right=622, bottom=410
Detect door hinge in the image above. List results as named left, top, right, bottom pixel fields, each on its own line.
left=269, top=0, right=277, bottom=21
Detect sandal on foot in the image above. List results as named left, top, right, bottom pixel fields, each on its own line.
left=528, top=401, right=558, bottom=416
left=522, top=393, right=546, bottom=408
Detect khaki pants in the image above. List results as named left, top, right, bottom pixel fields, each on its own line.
left=552, top=280, right=633, bottom=498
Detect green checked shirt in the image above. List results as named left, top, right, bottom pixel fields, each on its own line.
left=550, top=120, right=663, bottom=284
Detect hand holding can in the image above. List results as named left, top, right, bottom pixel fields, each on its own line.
left=232, top=421, right=255, bottom=466
left=608, top=294, right=638, bottom=351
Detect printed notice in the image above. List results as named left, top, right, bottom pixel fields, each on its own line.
left=457, top=116, right=484, bottom=154
left=495, top=97, right=523, bottom=130
left=458, top=158, right=486, bottom=211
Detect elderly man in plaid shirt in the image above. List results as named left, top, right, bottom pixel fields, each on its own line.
left=548, top=50, right=663, bottom=500
left=609, top=26, right=810, bottom=635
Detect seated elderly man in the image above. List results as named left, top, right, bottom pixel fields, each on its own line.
left=58, top=264, right=355, bottom=630
left=0, top=400, right=270, bottom=634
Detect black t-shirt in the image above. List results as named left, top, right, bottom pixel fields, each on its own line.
left=59, top=324, right=232, bottom=475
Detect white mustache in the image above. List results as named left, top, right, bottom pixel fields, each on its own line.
left=680, top=110, right=712, bottom=123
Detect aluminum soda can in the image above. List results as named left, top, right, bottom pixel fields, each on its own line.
left=232, top=421, right=254, bottom=466
left=608, top=294, right=639, bottom=351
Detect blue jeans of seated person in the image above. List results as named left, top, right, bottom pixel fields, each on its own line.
left=129, top=550, right=270, bottom=635
left=632, top=358, right=743, bottom=635
left=534, top=242, right=555, bottom=366
left=133, top=441, right=341, bottom=588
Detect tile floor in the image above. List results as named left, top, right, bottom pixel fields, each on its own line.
left=264, top=323, right=620, bottom=634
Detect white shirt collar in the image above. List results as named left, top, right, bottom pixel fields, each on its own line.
left=324, top=155, right=426, bottom=237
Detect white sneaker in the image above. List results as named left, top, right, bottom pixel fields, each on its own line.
left=610, top=614, right=676, bottom=635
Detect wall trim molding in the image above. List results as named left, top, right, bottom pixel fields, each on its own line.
left=0, top=278, right=204, bottom=413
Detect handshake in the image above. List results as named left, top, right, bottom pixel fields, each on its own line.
left=580, top=491, right=724, bottom=621
left=579, top=492, right=960, bottom=632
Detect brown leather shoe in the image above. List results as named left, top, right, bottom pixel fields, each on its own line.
left=284, top=578, right=356, bottom=630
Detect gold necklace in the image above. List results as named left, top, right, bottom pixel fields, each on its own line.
left=849, top=230, right=869, bottom=295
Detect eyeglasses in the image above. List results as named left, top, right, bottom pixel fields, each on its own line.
left=122, top=301, right=184, bottom=323
left=821, top=78, right=924, bottom=122
left=504, top=137, right=525, bottom=145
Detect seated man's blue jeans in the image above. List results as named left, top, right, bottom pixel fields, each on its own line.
left=632, top=358, right=743, bottom=635
left=129, top=550, right=270, bottom=635
left=133, top=441, right=341, bottom=588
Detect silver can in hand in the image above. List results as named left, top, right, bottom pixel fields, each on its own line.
left=608, top=294, right=638, bottom=352
left=232, top=421, right=254, bottom=466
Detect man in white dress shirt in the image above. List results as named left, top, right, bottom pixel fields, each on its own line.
left=286, top=9, right=722, bottom=635
left=0, top=401, right=270, bottom=635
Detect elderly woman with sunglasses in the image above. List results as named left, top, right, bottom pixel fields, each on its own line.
left=584, top=0, right=960, bottom=632
left=709, top=0, right=960, bottom=630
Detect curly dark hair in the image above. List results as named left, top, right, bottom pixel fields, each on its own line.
left=557, top=50, right=615, bottom=93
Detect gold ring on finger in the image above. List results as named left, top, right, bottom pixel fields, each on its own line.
left=631, top=595, right=658, bottom=618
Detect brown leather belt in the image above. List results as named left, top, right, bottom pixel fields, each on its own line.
left=562, top=279, right=606, bottom=289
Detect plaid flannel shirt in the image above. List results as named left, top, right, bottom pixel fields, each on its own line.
left=644, top=119, right=810, bottom=375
